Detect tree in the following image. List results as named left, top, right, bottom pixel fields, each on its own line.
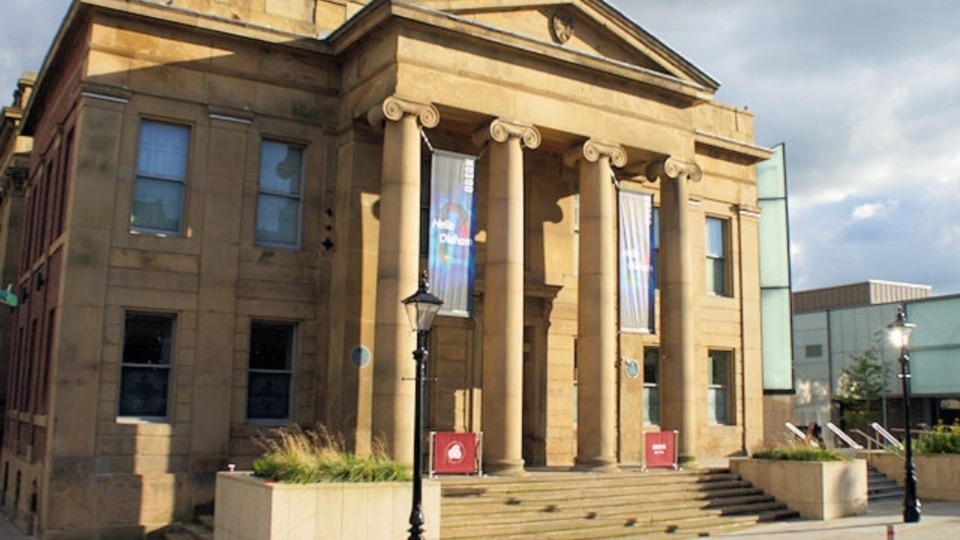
left=836, top=346, right=889, bottom=430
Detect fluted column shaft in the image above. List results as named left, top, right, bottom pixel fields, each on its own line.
left=476, top=119, right=541, bottom=476
left=371, top=97, right=439, bottom=465
left=647, top=158, right=702, bottom=464
left=568, top=140, right=626, bottom=471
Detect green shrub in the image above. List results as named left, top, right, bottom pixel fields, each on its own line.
left=752, top=444, right=849, bottom=462
left=915, top=424, right=960, bottom=455
left=251, top=424, right=411, bottom=484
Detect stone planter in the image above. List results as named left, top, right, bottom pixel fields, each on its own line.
left=214, top=472, right=441, bottom=540
left=729, top=457, right=867, bottom=520
left=859, top=450, right=960, bottom=501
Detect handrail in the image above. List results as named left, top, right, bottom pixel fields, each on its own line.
left=849, top=428, right=886, bottom=451
left=871, top=422, right=904, bottom=450
left=826, top=422, right=862, bottom=450
left=784, top=421, right=819, bottom=447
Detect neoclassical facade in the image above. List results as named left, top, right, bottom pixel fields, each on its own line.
left=0, top=0, right=771, bottom=536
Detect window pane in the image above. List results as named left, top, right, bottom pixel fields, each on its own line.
left=256, top=195, right=300, bottom=246
left=643, top=348, right=659, bottom=384
left=119, top=367, right=170, bottom=417
left=123, top=314, right=173, bottom=366
left=249, top=323, right=293, bottom=370
left=259, top=141, right=302, bottom=196
left=643, top=387, right=660, bottom=424
left=709, top=352, right=729, bottom=385
left=247, top=373, right=292, bottom=419
left=137, top=121, right=189, bottom=180
left=643, top=348, right=659, bottom=424
left=248, top=322, right=294, bottom=420
left=707, top=258, right=727, bottom=295
left=120, top=313, right=173, bottom=418
left=708, top=351, right=730, bottom=425
left=708, top=387, right=728, bottom=424
left=706, top=218, right=725, bottom=257
left=132, top=178, right=183, bottom=232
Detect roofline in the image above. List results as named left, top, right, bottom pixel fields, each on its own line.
left=22, top=0, right=335, bottom=133
left=331, top=0, right=715, bottom=105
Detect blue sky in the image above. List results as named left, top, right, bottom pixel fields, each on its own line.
left=4, top=0, right=960, bottom=294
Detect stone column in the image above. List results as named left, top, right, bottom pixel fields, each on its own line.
left=646, top=157, right=702, bottom=464
left=370, top=96, right=439, bottom=465
left=474, top=119, right=541, bottom=476
left=566, top=140, right=626, bottom=471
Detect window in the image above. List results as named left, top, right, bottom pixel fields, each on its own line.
left=705, top=217, right=729, bottom=296
left=805, top=344, right=823, bottom=358
left=132, top=121, right=189, bottom=234
left=247, top=322, right=295, bottom=420
left=707, top=350, right=732, bottom=425
left=256, top=140, right=303, bottom=247
left=643, top=348, right=660, bottom=424
left=119, top=313, right=174, bottom=418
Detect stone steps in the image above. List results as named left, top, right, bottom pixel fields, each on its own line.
left=164, top=516, right=213, bottom=540
left=440, top=468, right=799, bottom=539
left=868, top=466, right=904, bottom=502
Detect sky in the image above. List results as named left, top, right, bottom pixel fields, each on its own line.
left=2, top=0, right=960, bottom=294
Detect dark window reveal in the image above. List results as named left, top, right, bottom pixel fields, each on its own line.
left=247, top=322, right=295, bottom=420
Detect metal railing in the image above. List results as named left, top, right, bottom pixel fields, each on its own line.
left=825, top=422, right=863, bottom=450
left=784, top=421, right=819, bottom=447
left=849, top=428, right=889, bottom=451
left=871, top=422, right=905, bottom=450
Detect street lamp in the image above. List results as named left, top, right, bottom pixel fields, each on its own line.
left=402, top=272, right=443, bottom=540
left=888, top=306, right=920, bottom=523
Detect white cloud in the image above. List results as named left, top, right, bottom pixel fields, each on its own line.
left=851, top=203, right=886, bottom=221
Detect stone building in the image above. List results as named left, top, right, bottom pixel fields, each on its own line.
left=1, top=0, right=772, bottom=536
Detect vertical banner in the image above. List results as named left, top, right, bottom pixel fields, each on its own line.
left=619, top=190, right=654, bottom=333
left=428, top=150, right=477, bottom=318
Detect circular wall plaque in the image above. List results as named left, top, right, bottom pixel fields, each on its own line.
left=350, top=345, right=371, bottom=368
left=624, top=359, right=640, bottom=379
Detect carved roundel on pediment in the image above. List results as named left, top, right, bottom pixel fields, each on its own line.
left=550, top=8, right=576, bottom=45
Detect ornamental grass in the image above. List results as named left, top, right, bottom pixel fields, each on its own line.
left=252, top=424, right=410, bottom=483
left=751, top=444, right=849, bottom=462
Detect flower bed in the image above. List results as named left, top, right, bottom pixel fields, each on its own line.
left=214, top=472, right=441, bottom=540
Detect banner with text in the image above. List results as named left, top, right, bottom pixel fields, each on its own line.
left=619, top=190, right=654, bottom=333
left=428, top=150, right=477, bottom=318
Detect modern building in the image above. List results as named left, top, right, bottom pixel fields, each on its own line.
left=0, top=0, right=774, bottom=536
left=793, top=280, right=960, bottom=432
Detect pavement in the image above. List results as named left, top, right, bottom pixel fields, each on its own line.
left=715, top=499, right=960, bottom=540
left=0, top=515, right=29, bottom=540
left=0, top=499, right=956, bottom=539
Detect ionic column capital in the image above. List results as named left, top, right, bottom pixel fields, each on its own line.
left=473, top=118, right=542, bottom=150
left=564, top=139, right=627, bottom=168
left=645, top=157, right=702, bottom=183
left=367, top=95, right=440, bottom=128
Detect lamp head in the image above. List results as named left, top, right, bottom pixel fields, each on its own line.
left=888, top=306, right=916, bottom=349
left=403, top=271, right=443, bottom=332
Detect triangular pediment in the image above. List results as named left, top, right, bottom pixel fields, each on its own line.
left=414, top=0, right=718, bottom=92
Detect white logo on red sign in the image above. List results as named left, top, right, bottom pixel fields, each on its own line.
left=445, top=441, right=465, bottom=463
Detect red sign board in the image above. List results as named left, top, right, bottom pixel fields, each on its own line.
left=432, top=432, right=478, bottom=474
left=644, top=431, right=678, bottom=469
